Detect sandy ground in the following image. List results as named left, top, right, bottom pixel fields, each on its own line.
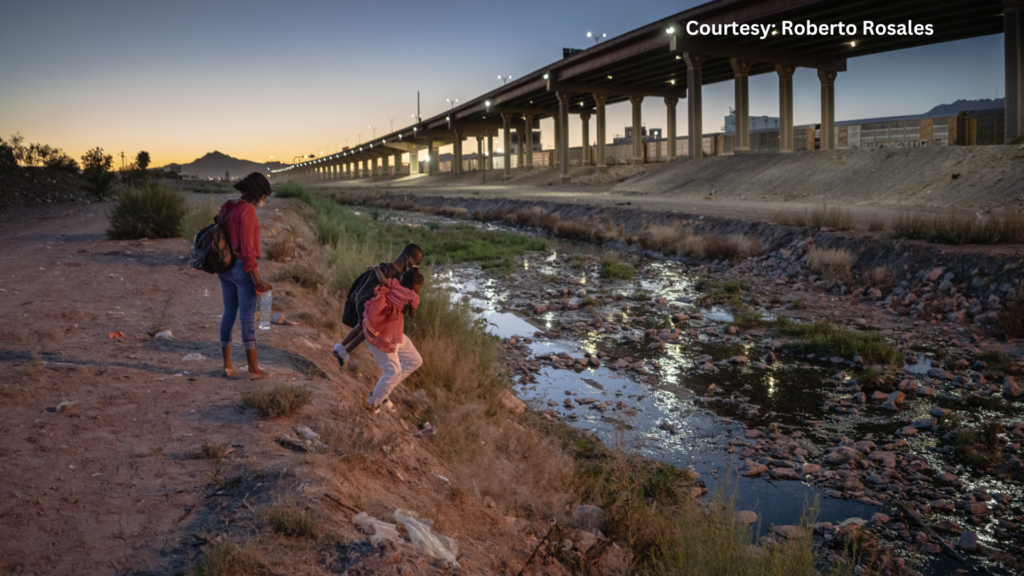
left=0, top=198, right=557, bottom=575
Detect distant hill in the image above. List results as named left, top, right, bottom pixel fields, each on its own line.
left=164, top=151, right=286, bottom=179
left=926, top=98, right=1004, bottom=116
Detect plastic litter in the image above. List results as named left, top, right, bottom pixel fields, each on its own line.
left=154, top=330, right=173, bottom=339
left=108, top=332, right=124, bottom=339
left=416, top=422, right=435, bottom=437
left=258, top=291, right=272, bottom=330
left=393, top=509, right=460, bottom=568
left=294, top=425, right=326, bottom=450
left=56, top=400, right=75, bottom=412
left=181, top=353, right=205, bottom=362
left=352, top=512, right=401, bottom=546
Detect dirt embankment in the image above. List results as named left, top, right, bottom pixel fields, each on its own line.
left=369, top=193, right=1024, bottom=306
left=312, top=146, right=1024, bottom=212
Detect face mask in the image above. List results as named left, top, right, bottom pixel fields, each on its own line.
left=255, top=197, right=266, bottom=209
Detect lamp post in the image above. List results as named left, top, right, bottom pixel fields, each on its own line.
left=587, top=31, right=607, bottom=44
left=447, top=98, right=458, bottom=110
left=387, top=117, right=396, bottom=132
left=355, top=132, right=363, bottom=145
left=498, top=75, right=512, bottom=85
left=369, top=126, right=377, bottom=139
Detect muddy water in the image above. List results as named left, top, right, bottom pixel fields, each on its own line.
left=357, top=208, right=1022, bottom=574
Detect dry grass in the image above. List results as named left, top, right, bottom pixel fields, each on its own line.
left=636, top=225, right=756, bottom=263
left=265, top=237, right=296, bottom=262
left=892, top=208, right=1024, bottom=245
left=638, top=224, right=684, bottom=254
left=867, top=213, right=886, bottom=232
left=811, top=205, right=855, bottom=231
left=773, top=209, right=809, bottom=227
left=276, top=262, right=328, bottom=291
left=867, top=266, right=894, bottom=288
left=241, top=385, right=313, bottom=419
left=264, top=503, right=320, bottom=538
left=188, top=541, right=269, bottom=576
left=437, top=205, right=469, bottom=218
left=808, top=246, right=854, bottom=283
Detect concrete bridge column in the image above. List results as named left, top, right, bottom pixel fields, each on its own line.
left=557, top=92, right=572, bottom=183
left=664, top=97, right=678, bottom=160
left=594, top=93, right=608, bottom=174
left=453, top=130, right=463, bottom=174
left=629, top=95, right=644, bottom=164
left=1006, top=0, right=1023, bottom=143
left=776, top=65, right=795, bottom=153
left=394, top=151, right=402, bottom=175
left=361, top=159, right=368, bottom=178
left=408, top=151, right=419, bottom=175
left=427, top=142, right=436, bottom=175
left=684, top=52, right=705, bottom=158
left=515, top=126, right=524, bottom=169
left=731, top=58, right=752, bottom=154
left=475, top=136, right=483, bottom=171
left=486, top=133, right=494, bottom=170
left=502, top=113, right=512, bottom=179
left=382, top=154, right=390, bottom=176
left=346, top=162, right=352, bottom=178
left=818, top=69, right=838, bottom=149
left=580, top=112, right=591, bottom=165
left=523, top=114, right=534, bottom=170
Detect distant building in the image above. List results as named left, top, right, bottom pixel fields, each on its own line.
left=725, top=114, right=779, bottom=133
left=167, top=163, right=181, bottom=174
left=613, top=126, right=662, bottom=145
left=511, top=130, right=542, bottom=153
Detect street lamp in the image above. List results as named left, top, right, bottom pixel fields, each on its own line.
left=587, top=31, right=607, bottom=44
left=369, top=126, right=377, bottom=139
left=498, top=75, right=512, bottom=85
left=387, top=117, right=396, bottom=132
left=447, top=98, right=458, bottom=109
left=355, top=132, right=363, bottom=145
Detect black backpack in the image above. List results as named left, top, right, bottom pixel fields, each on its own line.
left=189, top=203, right=238, bottom=274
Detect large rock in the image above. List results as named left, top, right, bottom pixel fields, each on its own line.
left=736, top=511, right=758, bottom=525
left=869, top=451, right=897, bottom=468
left=960, top=531, right=979, bottom=553
left=1004, top=376, right=1021, bottom=398
left=925, top=268, right=945, bottom=282
left=572, top=505, right=604, bottom=531
left=498, top=389, right=526, bottom=415
left=825, top=446, right=858, bottom=464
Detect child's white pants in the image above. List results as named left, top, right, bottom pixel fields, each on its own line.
left=366, top=334, right=422, bottom=406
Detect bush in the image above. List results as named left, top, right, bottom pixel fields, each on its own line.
left=81, top=147, right=115, bottom=198
left=810, top=205, right=854, bottom=230
left=265, top=237, right=296, bottom=262
left=773, top=209, right=809, bottom=227
left=241, top=385, right=312, bottom=419
left=600, top=254, right=634, bottom=279
left=953, top=422, right=1004, bottom=471
left=773, top=317, right=901, bottom=365
left=107, top=183, right=187, bottom=240
left=181, top=197, right=218, bottom=247
left=188, top=541, right=268, bottom=576
left=807, top=246, right=853, bottom=283
left=867, top=266, right=893, bottom=288
left=868, top=213, right=886, bottom=232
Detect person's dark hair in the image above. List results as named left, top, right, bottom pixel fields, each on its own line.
left=234, top=172, right=272, bottom=203
left=401, top=267, right=424, bottom=290
left=399, top=243, right=423, bottom=261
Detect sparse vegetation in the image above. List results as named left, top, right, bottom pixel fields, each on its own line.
left=773, top=209, right=810, bottom=228
left=952, top=422, right=1004, bottom=472
left=998, top=286, right=1024, bottom=339
left=191, top=439, right=230, bottom=459
left=867, top=213, right=886, bottom=232
left=811, top=205, right=855, bottom=230
left=892, top=209, right=1024, bottom=245
left=265, top=504, right=319, bottom=538
left=600, top=254, right=635, bottom=279
left=107, top=183, right=187, bottom=240
left=807, top=246, right=854, bottom=283
left=241, top=385, right=313, bottom=419
left=81, top=147, right=116, bottom=198
left=773, top=316, right=901, bottom=365
left=730, top=311, right=764, bottom=329
left=265, top=236, right=296, bottom=262
left=188, top=541, right=268, bottom=576
left=180, top=197, right=218, bottom=247
left=867, top=266, right=893, bottom=288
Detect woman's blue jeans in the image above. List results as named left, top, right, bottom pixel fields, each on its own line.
left=218, top=260, right=257, bottom=350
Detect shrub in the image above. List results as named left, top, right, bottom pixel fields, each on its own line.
left=265, top=237, right=296, bottom=262
left=277, top=263, right=327, bottom=290
left=810, top=205, right=854, bottom=230
left=867, top=266, right=893, bottom=288
left=241, top=385, right=313, bottom=419
left=81, top=147, right=116, bottom=198
left=868, top=213, right=886, bottom=232
left=438, top=205, right=468, bottom=218
left=188, top=541, right=267, bottom=576
left=704, top=234, right=756, bottom=262
left=807, top=246, right=853, bottom=283
left=773, top=209, right=809, bottom=227
left=180, top=197, right=218, bottom=247
left=107, top=183, right=187, bottom=240
left=639, top=224, right=683, bottom=254
left=953, top=422, right=1004, bottom=471
left=265, top=504, right=319, bottom=537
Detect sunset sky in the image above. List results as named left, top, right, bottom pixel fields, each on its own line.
left=0, top=0, right=1006, bottom=168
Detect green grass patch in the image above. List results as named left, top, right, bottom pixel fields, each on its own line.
left=241, top=385, right=313, bottom=419
left=772, top=317, right=901, bottom=365
left=600, top=255, right=635, bottom=280
left=730, top=311, right=764, bottom=330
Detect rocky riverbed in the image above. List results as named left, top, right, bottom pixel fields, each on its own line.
left=365, top=206, right=1024, bottom=575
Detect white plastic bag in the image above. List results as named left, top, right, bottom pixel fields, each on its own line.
left=393, top=509, right=460, bottom=568
left=352, top=512, right=401, bottom=546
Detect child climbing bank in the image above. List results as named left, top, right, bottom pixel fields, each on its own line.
left=344, top=265, right=424, bottom=412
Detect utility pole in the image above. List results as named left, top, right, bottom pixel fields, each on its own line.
left=388, top=117, right=396, bottom=132
left=417, top=91, right=420, bottom=123
left=120, top=151, right=125, bottom=170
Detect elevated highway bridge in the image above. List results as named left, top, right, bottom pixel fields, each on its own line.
left=275, top=0, right=1019, bottom=183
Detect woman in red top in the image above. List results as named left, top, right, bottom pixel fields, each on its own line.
left=217, top=172, right=273, bottom=378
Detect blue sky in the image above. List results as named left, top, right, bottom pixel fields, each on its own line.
left=0, top=0, right=1005, bottom=165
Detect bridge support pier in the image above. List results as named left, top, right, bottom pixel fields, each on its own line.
left=629, top=95, right=644, bottom=164
left=476, top=136, right=483, bottom=171
left=580, top=112, right=591, bottom=165
left=523, top=114, right=534, bottom=170
left=515, top=126, right=524, bottom=169
left=486, top=133, right=493, bottom=170
left=1007, top=1, right=1023, bottom=143
left=502, top=113, right=512, bottom=179
left=665, top=96, right=678, bottom=161
left=731, top=59, right=752, bottom=154
left=684, top=52, right=705, bottom=158
left=382, top=154, right=390, bottom=176
left=557, top=92, right=572, bottom=183
left=818, top=69, right=838, bottom=150
left=453, top=130, right=463, bottom=174
left=594, top=93, right=608, bottom=174
left=777, top=65, right=795, bottom=153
